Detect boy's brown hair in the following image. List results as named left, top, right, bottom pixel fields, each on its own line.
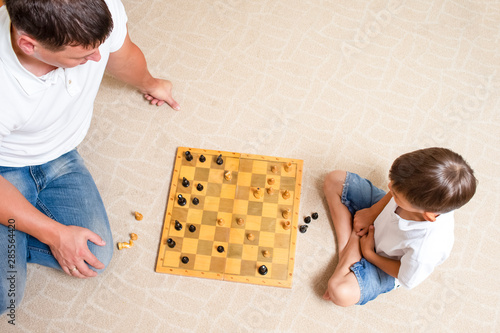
left=5, top=0, right=113, bottom=51
left=389, top=147, right=477, bottom=213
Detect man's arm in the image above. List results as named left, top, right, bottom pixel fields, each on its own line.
left=106, top=29, right=180, bottom=110
left=353, top=191, right=392, bottom=236
left=360, top=225, right=401, bottom=278
left=0, top=175, right=105, bottom=278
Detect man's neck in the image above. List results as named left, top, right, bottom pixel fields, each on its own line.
left=10, top=25, right=58, bottom=77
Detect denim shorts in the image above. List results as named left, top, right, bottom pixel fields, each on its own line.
left=341, top=172, right=396, bottom=305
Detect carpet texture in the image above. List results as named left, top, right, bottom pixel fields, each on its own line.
left=2, top=0, right=499, bottom=332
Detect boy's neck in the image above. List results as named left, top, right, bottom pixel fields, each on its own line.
left=395, top=206, right=427, bottom=222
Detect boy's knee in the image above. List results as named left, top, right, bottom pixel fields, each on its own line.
left=324, top=170, right=347, bottom=195
left=327, top=279, right=358, bottom=307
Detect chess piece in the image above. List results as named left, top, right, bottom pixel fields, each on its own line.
left=282, top=190, right=290, bottom=200
left=258, top=265, right=268, bottom=275
left=174, top=220, right=182, bottom=231
left=189, top=225, right=196, bottom=233
left=283, top=221, right=291, bottom=230
left=217, top=218, right=225, bottom=226
left=185, top=151, right=193, bottom=161
left=130, top=233, right=138, bottom=241
left=237, top=218, right=245, bottom=226
left=282, top=208, right=291, bottom=219
left=267, top=178, right=275, bottom=185
left=284, top=162, right=292, bottom=172
left=196, top=183, right=204, bottom=191
left=247, top=233, right=255, bottom=241
left=224, top=171, right=232, bottom=181
left=177, top=194, right=187, bottom=206
left=271, top=165, right=278, bottom=173
left=181, top=256, right=189, bottom=264
left=263, top=250, right=270, bottom=258
left=117, top=240, right=134, bottom=250
left=304, top=216, right=311, bottom=224
left=312, top=212, right=319, bottom=220
left=199, top=155, right=206, bottom=162
left=267, top=187, right=274, bottom=195
left=253, top=188, right=263, bottom=199
left=192, top=197, right=199, bottom=205
left=182, top=177, right=190, bottom=187
left=217, top=245, right=225, bottom=253
left=167, top=238, right=176, bottom=248
left=134, top=211, right=143, bottom=221
left=299, top=225, right=308, bottom=233
left=216, top=154, right=223, bottom=165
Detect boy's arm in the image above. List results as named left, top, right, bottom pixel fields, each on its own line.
left=354, top=191, right=392, bottom=236
left=106, top=29, right=180, bottom=110
left=0, top=175, right=105, bottom=278
left=360, top=225, right=401, bottom=278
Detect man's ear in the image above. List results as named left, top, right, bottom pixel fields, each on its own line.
left=422, top=211, right=439, bottom=222
left=17, top=34, right=37, bottom=56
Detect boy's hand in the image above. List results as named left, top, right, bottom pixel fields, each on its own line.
left=143, top=78, right=180, bottom=110
left=353, top=207, right=376, bottom=236
left=360, top=225, right=376, bottom=258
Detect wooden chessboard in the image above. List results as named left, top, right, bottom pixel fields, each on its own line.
left=155, top=147, right=303, bottom=288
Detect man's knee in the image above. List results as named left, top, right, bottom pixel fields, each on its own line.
left=87, top=236, right=113, bottom=274
left=324, top=170, right=347, bottom=196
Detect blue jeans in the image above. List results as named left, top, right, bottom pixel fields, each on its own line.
left=0, top=150, right=113, bottom=315
left=341, top=172, right=396, bottom=305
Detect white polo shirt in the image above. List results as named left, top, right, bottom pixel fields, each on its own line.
left=0, top=0, right=127, bottom=167
left=374, top=198, right=454, bottom=289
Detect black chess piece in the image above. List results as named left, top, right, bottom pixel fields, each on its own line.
left=196, top=183, right=204, bottom=191
left=216, top=154, right=223, bottom=165
left=258, top=265, right=268, bottom=275
left=312, top=212, right=319, bottom=220
left=177, top=194, right=187, bottom=206
left=217, top=245, right=225, bottom=253
left=299, top=225, right=308, bottom=233
left=199, top=155, right=206, bottom=162
left=167, top=238, right=176, bottom=248
left=189, top=225, right=196, bottom=233
left=182, top=177, right=190, bottom=187
left=185, top=151, right=193, bottom=161
left=181, top=256, right=189, bottom=264
left=192, top=197, right=199, bottom=205
left=174, top=220, right=183, bottom=231
left=304, top=216, right=311, bottom=224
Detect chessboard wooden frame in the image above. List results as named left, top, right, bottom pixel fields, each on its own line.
left=155, top=147, right=303, bottom=288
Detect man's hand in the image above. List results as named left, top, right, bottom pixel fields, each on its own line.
left=142, top=78, right=180, bottom=109
left=359, top=225, right=376, bottom=259
left=48, top=225, right=106, bottom=278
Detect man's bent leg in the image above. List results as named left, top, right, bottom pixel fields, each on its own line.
left=30, top=150, right=113, bottom=273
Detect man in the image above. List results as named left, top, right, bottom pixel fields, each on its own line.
left=0, top=0, right=179, bottom=314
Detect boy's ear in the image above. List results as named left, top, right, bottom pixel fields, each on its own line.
left=423, top=212, right=439, bottom=222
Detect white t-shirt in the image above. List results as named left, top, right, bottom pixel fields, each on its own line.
left=0, top=0, right=128, bottom=167
left=374, top=198, right=454, bottom=289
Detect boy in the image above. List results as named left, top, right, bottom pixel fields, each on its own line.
left=322, top=147, right=477, bottom=306
left=0, top=0, right=179, bottom=314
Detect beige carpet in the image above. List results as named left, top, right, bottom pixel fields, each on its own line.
left=2, top=0, right=500, bottom=332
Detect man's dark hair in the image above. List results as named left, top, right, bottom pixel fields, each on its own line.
left=389, top=147, right=477, bottom=213
left=5, top=0, right=113, bottom=51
